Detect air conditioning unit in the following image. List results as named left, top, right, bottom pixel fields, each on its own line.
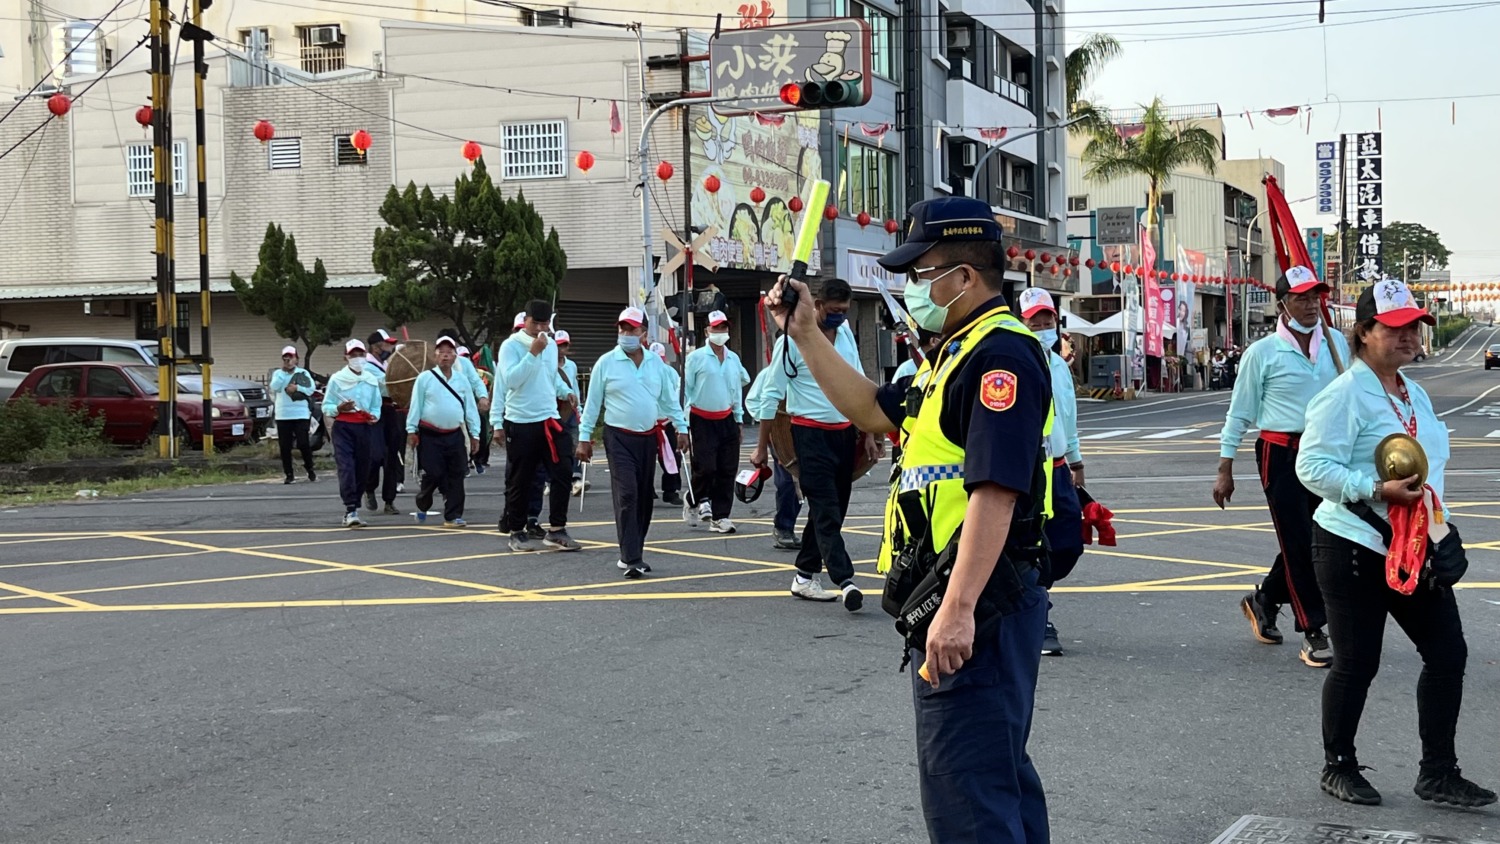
left=308, top=25, right=343, bottom=46
left=947, top=29, right=970, bottom=51
left=960, top=144, right=978, bottom=168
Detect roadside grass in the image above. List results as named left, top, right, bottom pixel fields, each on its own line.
left=0, top=464, right=292, bottom=507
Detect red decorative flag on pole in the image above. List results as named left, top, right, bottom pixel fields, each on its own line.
left=609, top=101, right=622, bottom=135
left=1141, top=224, right=1162, bottom=358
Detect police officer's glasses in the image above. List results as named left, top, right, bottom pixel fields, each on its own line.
left=906, top=264, right=967, bottom=287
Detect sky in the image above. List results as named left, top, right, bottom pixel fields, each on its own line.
left=1066, top=0, right=1500, bottom=282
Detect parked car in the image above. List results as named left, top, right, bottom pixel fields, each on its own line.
left=1486, top=345, right=1500, bottom=370
left=0, top=337, right=275, bottom=437
left=10, top=362, right=253, bottom=447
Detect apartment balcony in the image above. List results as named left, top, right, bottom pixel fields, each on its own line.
left=945, top=78, right=1037, bottom=164
left=299, top=44, right=346, bottom=75
left=993, top=187, right=1035, bottom=217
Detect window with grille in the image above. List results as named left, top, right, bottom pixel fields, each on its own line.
left=838, top=0, right=898, bottom=82
left=841, top=142, right=898, bottom=222
left=127, top=140, right=188, bottom=197
left=521, top=8, right=571, bottom=27
left=296, top=25, right=345, bottom=74
left=59, top=22, right=109, bottom=76
left=501, top=120, right=566, bottom=180
left=334, top=134, right=366, bottom=166
left=268, top=137, right=301, bottom=169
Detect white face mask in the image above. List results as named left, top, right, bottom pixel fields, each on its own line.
left=1282, top=307, right=1317, bottom=334
left=707, top=332, right=730, bottom=347
left=346, top=356, right=365, bottom=373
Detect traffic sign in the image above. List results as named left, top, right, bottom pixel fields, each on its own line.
left=709, top=18, right=873, bottom=117
left=1096, top=207, right=1137, bottom=247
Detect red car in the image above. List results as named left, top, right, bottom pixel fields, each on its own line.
left=10, top=362, right=253, bottom=447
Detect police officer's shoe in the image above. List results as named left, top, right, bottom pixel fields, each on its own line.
left=841, top=583, right=863, bottom=612
left=790, top=575, right=838, bottom=602
left=508, top=531, right=542, bottom=552
left=616, top=560, right=653, bottom=573
left=1415, top=767, right=1498, bottom=807
left=1301, top=629, right=1333, bottom=668
left=1240, top=590, right=1283, bottom=644
left=364, top=492, right=378, bottom=512
left=773, top=530, right=801, bottom=550
left=1321, top=762, right=1381, bottom=805
left=525, top=519, right=546, bottom=540
left=1041, top=621, right=1064, bottom=656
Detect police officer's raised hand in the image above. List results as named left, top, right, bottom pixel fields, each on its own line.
left=529, top=330, right=549, bottom=356
left=576, top=441, right=593, bottom=463
left=923, top=602, right=975, bottom=688
left=767, top=276, right=819, bottom=341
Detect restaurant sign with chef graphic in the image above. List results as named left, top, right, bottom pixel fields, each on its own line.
left=708, top=18, right=873, bottom=116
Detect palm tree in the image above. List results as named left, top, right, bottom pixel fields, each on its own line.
left=1080, top=96, right=1222, bottom=226
left=1065, top=33, right=1121, bottom=136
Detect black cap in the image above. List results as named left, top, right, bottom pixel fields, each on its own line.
left=877, top=197, right=1004, bottom=272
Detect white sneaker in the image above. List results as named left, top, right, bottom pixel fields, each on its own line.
left=790, top=575, right=838, bottom=602
left=709, top=518, right=736, bottom=534
left=697, top=501, right=712, bottom=522
left=343, top=511, right=365, bottom=529
left=841, top=583, right=864, bottom=612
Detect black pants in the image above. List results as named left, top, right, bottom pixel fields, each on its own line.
left=365, top=406, right=406, bottom=504
left=501, top=419, right=571, bottom=532
left=1255, top=437, right=1327, bottom=632
left=690, top=414, right=739, bottom=519
left=1039, top=463, right=1083, bottom=589
left=791, top=424, right=856, bottom=586
left=278, top=417, right=315, bottom=479
left=605, top=427, right=657, bottom=567
left=473, top=419, right=492, bottom=468
left=333, top=421, right=379, bottom=512
left=415, top=428, right=468, bottom=521
left=658, top=422, right=682, bottom=497
left=1313, top=525, right=1466, bottom=771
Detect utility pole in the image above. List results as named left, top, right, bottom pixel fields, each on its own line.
left=149, top=0, right=178, bottom=458
left=186, top=0, right=214, bottom=453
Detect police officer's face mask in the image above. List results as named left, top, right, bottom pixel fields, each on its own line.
left=904, top=265, right=968, bottom=332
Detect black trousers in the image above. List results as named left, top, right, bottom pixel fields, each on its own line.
left=605, top=427, right=657, bottom=567
left=1313, top=524, right=1466, bottom=772
left=690, top=414, right=739, bottom=519
left=415, top=428, right=468, bottom=521
left=277, top=417, right=315, bottom=478
left=1255, top=437, right=1327, bottom=632
left=791, top=424, right=857, bottom=586
left=333, top=420, right=379, bottom=512
left=365, top=406, right=406, bottom=504
left=658, top=422, right=682, bottom=497
left=501, top=419, right=571, bottom=533
left=473, top=418, right=492, bottom=468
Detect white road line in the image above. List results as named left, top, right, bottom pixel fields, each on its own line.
left=1487, top=430, right=1500, bottom=438
left=1077, top=397, right=1229, bottom=421
left=1438, top=382, right=1500, bottom=417
left=1141, top=428, right=1196, bottom=439
left=1079, top=429, right=1136, bottom=440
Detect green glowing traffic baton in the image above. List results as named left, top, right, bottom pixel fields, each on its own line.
left=779, top=178, right=830, bottom=315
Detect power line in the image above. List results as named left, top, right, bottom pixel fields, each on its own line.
left=0, top=35, right=149, bottom=163
left=0, top=122, right=52, bottom=230
left=0, top=0, right=136, bottom=129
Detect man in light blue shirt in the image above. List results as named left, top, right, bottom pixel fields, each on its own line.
left=577, top=307, right=689, bottom=579
left=684, top=310, right=750, bottom=532
left=747, top=362, right=801, bottom=550
left=492, top=300, right=579, bottom=553
left=1213, top=266, right=1346, bottom=668
left=1018, top=288, right=1086, bottom=657
left=323, top=338, right=384, bottom=528
left=269, top=345, right=316, bottom=485
left=555, top=330, right=585, bottom=493
left=749, top=278, right=871, bottom=610
left=406, top=335, right=480, bottom=527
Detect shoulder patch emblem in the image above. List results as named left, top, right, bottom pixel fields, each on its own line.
left=979, top=369, right=1018, bottom=412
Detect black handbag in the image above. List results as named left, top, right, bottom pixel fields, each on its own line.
left=1346, top=501, right=1468, bottom=588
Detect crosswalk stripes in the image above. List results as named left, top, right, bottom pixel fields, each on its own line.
left=1078, top=428, right=1253, bottom=442
left=1140, top=428, right=1197, bottom=440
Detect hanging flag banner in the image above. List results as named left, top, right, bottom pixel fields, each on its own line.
left=1141, top=224, right=1162, bottom=358
left=1352, top=131, right=1384, bottom=281
left=1315, top=139, right=1337, bottom=216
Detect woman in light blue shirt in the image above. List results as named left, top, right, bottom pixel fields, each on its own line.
left=1295, top=279, right=1492, bottom=809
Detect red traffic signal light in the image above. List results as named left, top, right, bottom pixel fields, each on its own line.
left=777, top=80, right=862, bottom=110
left=779, top=83, right=802, bottom=107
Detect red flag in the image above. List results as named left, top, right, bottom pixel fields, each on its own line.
left=609, top=101, right=622, bottom=135
left=1263, top=174, right=1314, bottom=274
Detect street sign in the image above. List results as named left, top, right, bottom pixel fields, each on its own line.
left=1352, top=131, right=1384, bottom=281
left=1096, top=207, right=1137, bottom=247
left=1305, top=228, right=1326, bottom=281
left=709, top=18, right=872, bottom=117
left=1314, top=140, right=1337, bottom=216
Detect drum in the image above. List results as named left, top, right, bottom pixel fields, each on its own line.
left=384, top=340, right=432, bottom=409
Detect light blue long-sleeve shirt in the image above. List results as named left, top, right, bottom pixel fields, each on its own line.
left=321, top=366, right=384, bottom=420
left=269, top=367, right=312, bottom=420
left=557, top=356, right=581, bottom=425
left=406, top=366, right=481, bottom=438
left=494, top=332, right=568, bottom=425
left=456, top=354, right=488, bottom=401
left=754, top=324, right=862, bottom=424
left=1046, top=350, right=1082, bottom=465
left=1295, top=359, right=1449, bottom=555
left=366, top=354, right=391, bottom=399
left=684, top=345, right=748, bottom=417
left=1220, top=323, right=1350, bottom=458
left=578, top=347, right=687, bottom=440
left=893, top=358, right=919, bottom=383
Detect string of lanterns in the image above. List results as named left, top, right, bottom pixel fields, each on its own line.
left=1003, top=245, right=1284, bottom=288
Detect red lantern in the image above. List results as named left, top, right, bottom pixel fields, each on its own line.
left=1124, top=265, right=1136, bottom=276
left=1049, top=265, right=1059, bottom=276
left=788, top=195, right=803, bottom=214
left=856, top=211, right=871, bottom=228
left=1169, top=273, right=1178, bottom=282
left=253, top=120, right=275, bottom=144
left=750, top=186, right=766, bottom=204
left=703, top=174, right=721, bottom=194
left=574, top=151, right=597, bottom=174
left=350, top=129, right=372, bottom=156
left=654, top=160, right=672, bottom=181
left=824, top=204, right=839, bottom=221
left=1039, top=252, right=1053, bottom=264
left=1069, top=256, right=1080, bottom=267
left=884, top=218, right=899, bottom=234
left=134, top=105, right=152, bottom=128
left=1085, top=258, right=1096, bottom=269
left=462, top=141, right=482, bottom=164
left=47, top=93, right=70, bottom=118
left=1063, top=267, right=1072, bottom=277
left=1024, top=249, right=1036, bottom=261
left=1110, top=261, right=1121, bottom=273
left=1007, top=245, right=1021, bottom=259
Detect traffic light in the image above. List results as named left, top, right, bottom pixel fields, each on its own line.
left=778, top=79, right=864, bottom=110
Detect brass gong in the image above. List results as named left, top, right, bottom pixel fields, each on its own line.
left=1375, top=433, right=1428, bottom=488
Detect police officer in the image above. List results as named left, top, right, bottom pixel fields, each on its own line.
left=1215, top=266, right=1345, bottom=669
left=768, top=197, right=1053, bottom=843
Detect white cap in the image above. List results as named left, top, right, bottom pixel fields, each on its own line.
left=345, top=338, right=367, bottom=354
left=707, top=310, right=729, bottom=327
left=1017, top=287, right=1056, bottom=319
left=617, top=306, right=645, bottom=327
left=280, top=345, right=298, bottom=357
left=649, top=341, right=668, bottom=360
left=435, top=335, right=458, bottom=349
left=456, top=345, right=470, bottom=356
left=513, top=311, right=527, bottom=330
left=554, top=330, right=571, bottom=345
left=375, top=328, right=395, bottom=343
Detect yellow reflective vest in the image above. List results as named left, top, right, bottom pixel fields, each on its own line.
left=877, top=305, right=1053, bottom=574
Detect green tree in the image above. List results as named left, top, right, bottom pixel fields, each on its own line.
left=1081, top=96, right=1222, bottom=220
left=1066, top=33, right=1122, bottom=137
left=229, top=223, right=354, bottom=371
left=369, top=158, right=568, bottom=349
left=1367, top=221, right=1451, bottom=281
